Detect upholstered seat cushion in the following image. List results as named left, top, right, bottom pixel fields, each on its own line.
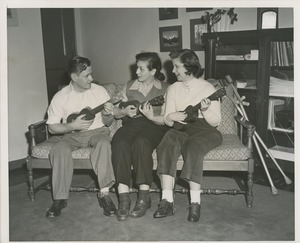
left=31, top=136, right=91, bottom=159
left=152, top=134, right=251, bottom=161
left=32, top=134, right=250, bottom=161
left=204, top=134, right=251, bottom=160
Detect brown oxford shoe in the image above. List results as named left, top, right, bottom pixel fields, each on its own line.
left=46, top=199, right=68, bottom=218
left=98, top=195, right=117, bottom=217
left=153, top=199, right=174, bottom=218
left=130, top=196, right=151, bottom=218
left=117, top=193, right=131, bottom=221
left=187, top=203, right=201, bottom=222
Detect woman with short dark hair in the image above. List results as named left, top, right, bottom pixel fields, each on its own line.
left=111, top=52, right=169, bottom=221
left=153, top=49, right=223, bottom=223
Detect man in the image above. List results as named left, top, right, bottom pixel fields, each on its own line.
left=46, top=56, right=116, bottom=218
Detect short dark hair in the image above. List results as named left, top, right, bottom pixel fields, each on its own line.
left=169, top=49, right=204, bottom=78
left=67, top=56, right=91, bottom=78
left=135, top=52, right=165, bottom=81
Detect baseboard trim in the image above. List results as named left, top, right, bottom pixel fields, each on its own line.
left=9, top=158, right=26, bottom=170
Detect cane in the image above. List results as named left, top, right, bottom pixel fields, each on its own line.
left=225, top=75, right=292, bottom=186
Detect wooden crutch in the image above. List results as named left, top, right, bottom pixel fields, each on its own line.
left=225, top=75, right=292, bottom=189
left=225, top=93, right=279, bottom=195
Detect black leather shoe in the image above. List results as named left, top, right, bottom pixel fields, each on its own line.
left=46, top=199, right=67, bottom=218
left=117, top=196, right=131, bottom=221
left=130, top=196, right=151, bottom=218
left=153, top=199, right=174, bottom=218
left=98, top=195, right=117, bottom=216
left=187, top=203, right=201, bottom=222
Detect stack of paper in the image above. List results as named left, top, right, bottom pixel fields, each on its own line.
left=236, top=80, right=247, bottom=88
left=236, top=79, right=256, bottom=88
left=268, top=145, right=294, bottom=161
left=269, top=76, right=294, bottom=97
left=216, top=55, right=244, bottom=60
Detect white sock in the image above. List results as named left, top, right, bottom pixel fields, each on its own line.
left=162, top=190, right=174, bottom=202
left=190, top=190, right=201, bottom=204
left=100, top=187, right=109, bottom=197
left=118, top=183, right=129, bottom=194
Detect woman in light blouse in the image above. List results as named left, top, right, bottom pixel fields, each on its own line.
left=154, top=49, right=222, bottom=223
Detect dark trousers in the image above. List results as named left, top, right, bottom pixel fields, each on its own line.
left=157, top=119, right=222, bottom=184
left=111, top=117, right=169, bottom=187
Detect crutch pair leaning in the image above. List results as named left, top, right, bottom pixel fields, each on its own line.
left=220, top=75, right=292, bottom=195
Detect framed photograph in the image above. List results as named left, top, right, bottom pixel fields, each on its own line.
left=159, top=8, right=178, bottom=20
left=257, top=8, right=278, bottom=29
left=190, top=18, right=208, bottom=51
left=7, top=8, right=19, bottom=27
left=186, top=8, right=212, bottom=12
left=159, top=26, right=182, bottom=52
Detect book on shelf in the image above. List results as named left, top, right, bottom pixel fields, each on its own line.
left=270, top=41, right=294, bottom=67
left=276, top=42, right=282, bottom=66
left=285, top=41, right=294, bottom=65
left=270, top=42, right=277, bottom=66
left=280, top=42, right=289, bottom=67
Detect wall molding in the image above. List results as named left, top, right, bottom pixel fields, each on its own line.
left=9, top=158, right=26, bottom=170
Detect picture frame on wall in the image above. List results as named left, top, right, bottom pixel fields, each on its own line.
left=190, top=18, right=208, bottom=51
left=257, top=8, right=278, bottom=29
left=186, top=8, right=213, bottom=12
left=159, top=25, right=182, bottom=52
left=159, top=8, right=178, bottom=20
left=7, top=8, right=19, bottom=27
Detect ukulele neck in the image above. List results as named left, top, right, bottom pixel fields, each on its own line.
left=193, top=102, right=202, bottom=111
left=191, top=91, right=220, bottom=111
left=90, top=104, right=105, bottom=116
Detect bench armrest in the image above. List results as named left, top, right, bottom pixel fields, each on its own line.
left=234, top=115, right=255, bottom=149
left=234, top=116, right=255, bottom=130
left=28, top=119, right=49, bottom=148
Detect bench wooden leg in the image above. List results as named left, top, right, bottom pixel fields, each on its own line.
left=27, top=169, right=35, bottom=201
left=26, top=156, right=35, bottom=201
left=246, top=171, right=253, bottom=208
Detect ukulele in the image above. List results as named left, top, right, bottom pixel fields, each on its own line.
left=119, top=95, right=164, bottom=117
left=173, top=87, right=226, bottom=131
left=66, top=98, right=121, bottom=123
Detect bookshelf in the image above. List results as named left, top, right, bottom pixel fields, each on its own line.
left=203, top=30, right=260, bottom=133
left=203, top=28, right=294, bottom=164
left=268, top=38, right=294, bottom=162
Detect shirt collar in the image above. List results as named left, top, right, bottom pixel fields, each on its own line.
left=129, top=79, right=162, bottom=90
left=69, top=82, right=95, bottom=93
left=181, top=77, right=196, bottom=93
